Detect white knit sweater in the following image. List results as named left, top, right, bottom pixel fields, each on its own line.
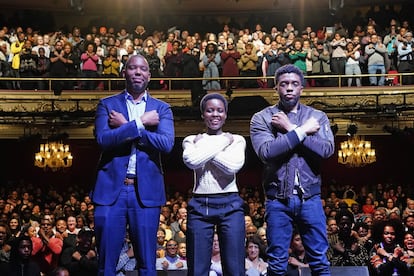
left=182, top=133, right=246, bottom=194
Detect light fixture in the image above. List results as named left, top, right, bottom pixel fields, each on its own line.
left=338, top=135, right=376, bottom=168
left=34, top=141, right=73, bottom=171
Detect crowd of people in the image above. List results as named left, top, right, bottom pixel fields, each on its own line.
left=0, top=179, right=414, bottom=275
left=0, top=14, right=414, bottom=99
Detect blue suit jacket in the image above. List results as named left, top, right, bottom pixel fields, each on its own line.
left=92, top=91, right=175, bottom=207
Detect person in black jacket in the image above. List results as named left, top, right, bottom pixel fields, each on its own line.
left=0, top=235, right=41, bottom=276
left=60, top=229, right=98, bottom=276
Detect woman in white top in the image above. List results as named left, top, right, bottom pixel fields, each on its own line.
left=183, top=93, right=246, bottom=276
left=345, top=41, right=362, bottom=87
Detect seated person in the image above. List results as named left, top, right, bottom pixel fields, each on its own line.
left=370, top=219, right=406, bottom=275
left=116, top=233, right=136, bottom=276
left=156, top=239, right=187, bottom=271
left=0, top=223, right=11, bottom=265
left=327, top=209, right=369, bottom=266
left=245, top=234, right=268, bottom=276
left=287, top=231, right=309, bottom=276
left=210, top=233, right=222, bottom=276
left=0, top=235, right=41, bottom=276
left=32, top=217, right=63, bottom=275
left=60, top=228, right=98, bottom=276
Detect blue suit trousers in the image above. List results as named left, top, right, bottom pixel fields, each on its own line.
left=94, top=184, right=160, bottom=276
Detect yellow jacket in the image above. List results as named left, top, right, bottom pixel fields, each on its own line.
left=102, top=57, right=120, bottom=76
left=10, top=41, right=24, bottom=70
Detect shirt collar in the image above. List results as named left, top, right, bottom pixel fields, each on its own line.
left=124, top=90, right=148, bottom=103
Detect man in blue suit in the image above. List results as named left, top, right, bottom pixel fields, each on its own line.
left=92, top=54, right=175, bottom=276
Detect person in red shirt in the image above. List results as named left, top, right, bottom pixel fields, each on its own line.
left=31, top=217, right=63, bottom=275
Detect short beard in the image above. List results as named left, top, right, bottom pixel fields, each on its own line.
left=129, top=82, right=147, bottom=93
left=280, top=97, right=299, bottom=112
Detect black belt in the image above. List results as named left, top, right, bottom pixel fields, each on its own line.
left=193, top=192, right=238, bottom=198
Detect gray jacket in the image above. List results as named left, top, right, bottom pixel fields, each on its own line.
left=365, top=43, right=387, bottom=66
left=250, top=103, right=335, bottom=200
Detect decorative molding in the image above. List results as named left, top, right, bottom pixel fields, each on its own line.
left=1, top=86, right=414, bottom=139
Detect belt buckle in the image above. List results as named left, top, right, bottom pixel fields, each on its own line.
left=124, top=178, right=136, bottom=185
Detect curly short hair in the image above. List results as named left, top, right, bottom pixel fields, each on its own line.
left=275, top=64, right=305, bottom=87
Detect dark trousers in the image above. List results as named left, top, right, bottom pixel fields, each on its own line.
left=186, top=193, right=245, bottom=276
left=331, top=57, right=346, bottom=86
left=266, top=195, right=330, bottom=276
left=82, top=70, right=98, bottom=90
left=94, top=184, right=160, bottom=276
left=398, top=60, right=414, bottom=85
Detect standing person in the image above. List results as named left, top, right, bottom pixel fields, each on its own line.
left=202, top=42, right=221, bottom=90
left=92, top=54, right=175, bottom=276
left=329, top=32, right=347, bottom=86
left=250, top=64, right=335, bottom=276
left=80, top=42, right=99, bottom=90
left=365, top=34, right=387, bottom=86
left=182, top=93, right=246, bottom=276
left=345, top=42, right=362, bottom=87
left=49, top=40, right=68, bottom=95
left=182, top=40, right=203, bottom=106
left=221, top=37, right=241, bottom=89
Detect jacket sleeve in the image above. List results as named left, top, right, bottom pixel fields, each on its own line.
left=94, top=97, right=174, bottom=154
left=47, top=237, right=63, bottom=254
left=137, top=102, right=175, bottom=154
left=250, top=108, right=298, bottom=163
left=301, top=111, right=335, bottom=159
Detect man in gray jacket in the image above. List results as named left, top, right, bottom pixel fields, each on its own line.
left=365, top=34, right=387, bottom=86
left=250, top=64, right=335, bottom=276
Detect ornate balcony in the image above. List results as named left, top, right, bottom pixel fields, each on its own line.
left=0, top=75, right=414, bottom=139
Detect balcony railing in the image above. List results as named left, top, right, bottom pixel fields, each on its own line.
left=0, top=71, right=411, bottom=92
left=0, top=72, right=414, bottom=138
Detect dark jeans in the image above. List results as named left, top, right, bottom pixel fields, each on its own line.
left=266, top=195, right=330, bottom=276
left=82, top=70, right=98, bottom=90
